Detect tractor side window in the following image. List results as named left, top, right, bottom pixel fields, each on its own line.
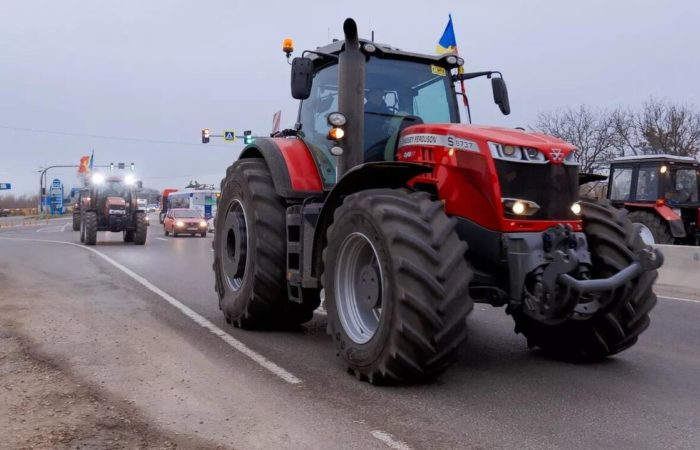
left=610, top=168, right=633, bottom=201
left=299, top=64, right=339, bottom=186
left=669, top=169, right=699, bottom=204
left=413, top=79, right=451, bottom=123
left=634, top=166, right=658, bottom=201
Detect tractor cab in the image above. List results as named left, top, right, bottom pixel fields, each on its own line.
left=290, top=38, right=508, bottom=187
left=608, top=154, right=700, bottom=244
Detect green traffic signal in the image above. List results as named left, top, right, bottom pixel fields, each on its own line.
left=243, top=130, right=253, bottom=145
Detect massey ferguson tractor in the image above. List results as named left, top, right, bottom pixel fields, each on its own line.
left=212, top=19, right=663, bottom=384
left=607, top=154, right=700, bottom=245
left=78, top=172, right=148, bottom=245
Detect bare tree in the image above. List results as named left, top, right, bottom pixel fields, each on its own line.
left=534, top=106, right=619, bottom=173
left=635, top=99, right=700, bottom=157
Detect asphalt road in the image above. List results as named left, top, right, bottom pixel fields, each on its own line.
left=1, top=216, right=699, bottom=449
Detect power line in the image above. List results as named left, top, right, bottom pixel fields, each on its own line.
left=0, top=125, right=242, bottom=147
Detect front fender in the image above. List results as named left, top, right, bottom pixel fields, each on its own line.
left=239, top=137, right=323, bottom=198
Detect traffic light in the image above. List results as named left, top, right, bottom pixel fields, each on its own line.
left=130, top=162, right=135, bottom=171
left=202, top=128, right=210, bottom=144
left=109, top=162, right=114, bottom=171
left=243, top=130, right=253, bottom=145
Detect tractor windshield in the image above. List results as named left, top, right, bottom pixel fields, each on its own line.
left=97, top=180, right=129, bottom=199
left=299, top=57, right=459, bottom=185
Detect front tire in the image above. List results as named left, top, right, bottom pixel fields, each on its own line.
left=72, top=213, right=80, bottom=231
left=627, top=210, right=674, bottom=245
left=324, top=189, right=473, bottom=384
left=83, top=211, right=97, bottom=246
left=213, top=159, right=319, bottom=329
left=512, top=200, right=658, bottom=359
left=133, top=212, right=147, bottom=245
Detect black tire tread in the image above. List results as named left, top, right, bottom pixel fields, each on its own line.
left=512, top=199, right=658, bottom=358
left=213, top=159, right=319, bottom=329
left=84, top=211, right=97, bottom=246
left=627, top=210, right=675, bottom=245
left=133, top=212, right=147, bottom=245
left=324, top=189, right=473, bottom=384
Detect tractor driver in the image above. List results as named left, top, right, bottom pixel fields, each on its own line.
left=364, top=88, right=394, bottom=162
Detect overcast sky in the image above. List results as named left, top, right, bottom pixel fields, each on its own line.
left=1, top=0, right=698, bottom=196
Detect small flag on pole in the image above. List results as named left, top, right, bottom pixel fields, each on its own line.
left=436, top=14, right=458, bottom=55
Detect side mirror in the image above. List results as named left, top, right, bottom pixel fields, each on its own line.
left=491, top=77, right=511, bottom=115
left=291, top=57, right=313, bottom=100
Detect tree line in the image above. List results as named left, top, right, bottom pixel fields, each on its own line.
left=533, top=98, right=700, bottom=174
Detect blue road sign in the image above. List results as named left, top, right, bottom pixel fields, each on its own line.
left=0, top=183, right=11, bottom=190
left=224, top=130, right=236, bottom=141
left=50, top=179, right=64, bottom=215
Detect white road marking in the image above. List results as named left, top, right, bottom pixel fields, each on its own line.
left=370, top=430, right=413, bottom=450
left=36, top=226, right=65, bottom=233
left=62, top=222, right=70, bottom=232
left=155, top=237, right=168, bottom=241
left=659, top=295, right=700, bottom=304
left=0, top=237, right=303, bottom=385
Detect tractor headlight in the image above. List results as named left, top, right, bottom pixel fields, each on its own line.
left=124, top=174, right=136, bottom=185
left=502, top=198, right=540, bottom=216
left=571, top=202, right=582, bottom=215
left=176, top=220, right=184, bottom=227
left=91, top=173, right=105, bottom=184
left=525, top=147, right=546, bottom=162
left=200, top=220, right=208, bottom=227
left=327, top=112, right=347, bottom=127
left=488, top=142, right=522, bottom=161
left=564, top=150, right=579, bottom=165
left=489, top=142, right=549, bottom=164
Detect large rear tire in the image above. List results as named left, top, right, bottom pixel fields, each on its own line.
left=323, top=189, right=473, bottom=384
left=83, top=211, right=97, bottom=246
left=627, top=210, right=674, bottom=245
left=511, top=199, right=658, bottom=359
left=133, top=212, right=147, bottom=245
left=72, top=213, right=80, bottom=231
left=213, top=159, right=319, bottom=329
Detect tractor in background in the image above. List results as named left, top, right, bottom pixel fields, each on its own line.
left=608, top=154, right=700, bottom=245
left=212, top=19, right=662, bottom=384
left=78, top=172, right=148, bottom=245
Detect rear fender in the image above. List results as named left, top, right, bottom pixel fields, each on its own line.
left=239, top=137, right=323, bottom=198
left=624, top=202, right=686, bottom=237
left=311, top=162, right=432, bottom=277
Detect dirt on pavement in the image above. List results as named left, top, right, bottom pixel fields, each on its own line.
left=0, top=323, right=220, bottom=450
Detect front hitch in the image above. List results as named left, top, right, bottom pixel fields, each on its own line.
left=558, top=247, right=663, bottom=294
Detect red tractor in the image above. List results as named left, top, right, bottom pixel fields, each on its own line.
left=607, top=154, right=700, bottom=245
left=78, top=172, right=148, bottom=245
left=212, top=19, right=663, bottom=383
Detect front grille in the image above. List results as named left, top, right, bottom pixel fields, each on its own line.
left=495, top=160, right=579, bottom=220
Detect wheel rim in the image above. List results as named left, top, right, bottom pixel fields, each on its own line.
left=222, top=199, right=248, bottom=291
left=636, top=223, right=655, bottom=245
left=335, top=232, right=384, bottom=344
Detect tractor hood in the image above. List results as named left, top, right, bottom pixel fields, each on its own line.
left=105, top=197, right=127, bottom=208
left=399, top=124, right=577, bottom=162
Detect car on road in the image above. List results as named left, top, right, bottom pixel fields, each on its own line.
left=163, top=208, right=208, bottom=237
left=0, top=209, right=10, bottom=217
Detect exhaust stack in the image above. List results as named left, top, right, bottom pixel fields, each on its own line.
left=337, top=18, right=365, bottom=177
